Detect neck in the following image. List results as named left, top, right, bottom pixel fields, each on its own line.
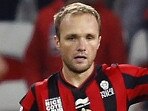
left=62, top=63, right=94, bottom=87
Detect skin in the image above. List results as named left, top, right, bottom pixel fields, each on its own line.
left=55, top=13, right=101, bottom=87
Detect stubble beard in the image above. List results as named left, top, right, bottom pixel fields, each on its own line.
left=63, top=60, right=92, bottom=74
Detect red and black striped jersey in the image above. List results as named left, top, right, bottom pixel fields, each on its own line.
left=20, top=64, right=148, bottom=111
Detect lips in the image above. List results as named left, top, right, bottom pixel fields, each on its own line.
left=74, top=55, right=87, bottom=59
left=74, top=55, right=87, bottom=63
left=74, top=54, right=87, bottom=59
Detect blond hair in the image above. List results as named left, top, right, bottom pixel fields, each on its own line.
left=54, top=2, right=101, bottom=37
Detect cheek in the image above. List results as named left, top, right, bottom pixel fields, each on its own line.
left=59, top=44, right=73, bottom=56
left=90, top=42, right=99, bottom=50
left=89, top=44, right=99, bottom=57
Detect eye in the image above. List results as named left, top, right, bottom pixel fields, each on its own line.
left=66, top=34, right=77, bottom=41
left=86, top=34, right=95, bottom=40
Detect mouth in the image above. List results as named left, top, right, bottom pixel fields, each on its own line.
left=74, top=55, right=87, bottom=63
left=74, top=56, right=87, bottom=59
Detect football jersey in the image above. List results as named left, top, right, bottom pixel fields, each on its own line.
left=20, top=64, right=148, bottom=111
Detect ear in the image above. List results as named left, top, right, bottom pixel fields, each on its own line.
left=97, top=36, right=101, bottom=49
left=54, top=35, right=60, bottom=49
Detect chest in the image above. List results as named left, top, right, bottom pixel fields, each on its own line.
left=38, top=80, right=127, bottom=111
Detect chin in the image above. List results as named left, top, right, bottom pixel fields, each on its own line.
left=71, top=65, right=91, bottom=73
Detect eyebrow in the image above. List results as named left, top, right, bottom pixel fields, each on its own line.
left=65, top=33, right=98, bottom=38
left=65, top=34, right=78, bottom=38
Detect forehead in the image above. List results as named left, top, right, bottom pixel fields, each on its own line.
left=61, top=12, right=98, bottom=24
left=61, top=13, right=99, bottom=28
left=60, top=14, right=99, bottom=37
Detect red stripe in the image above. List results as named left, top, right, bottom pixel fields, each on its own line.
left=58, top=80, right=76, bottom=111
left=127, top=85, right=148, bottom=103
left=35, top=79, right=49, bottom=111
left=86, top=81, right=105, bottom=111
left=104, top=65, right=128, bottom=111
left=21, top=89, right=35, bottom=110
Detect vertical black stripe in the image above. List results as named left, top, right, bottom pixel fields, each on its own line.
left=30, top=101, right=39, bottom=111
left=47, top=73, right=64, bottom=111
left=48, top=74, right=60, bottom=98
left=31, top=84, right=36, bottom=98
left=71, top=89, right=90, bottom=111
left=96, top=66, right=117, bottom=111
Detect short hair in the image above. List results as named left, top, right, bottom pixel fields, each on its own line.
left=54, top=2, right=101, bottom=38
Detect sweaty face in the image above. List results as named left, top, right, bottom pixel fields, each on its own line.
left=56, top=13, right=101, bottom=73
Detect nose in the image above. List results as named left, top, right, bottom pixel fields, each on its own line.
left=77, top=39, right=86, bottom=52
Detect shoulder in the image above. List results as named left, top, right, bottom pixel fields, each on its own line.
left=102, top=64, right=144, bottom=73
left=117, top=64, right=145, bottom=73
left=29, top=78, right=48, bottom=95
left=102, top=64, right=147, bottom=76
left=32, top=73, right=59, bottom=89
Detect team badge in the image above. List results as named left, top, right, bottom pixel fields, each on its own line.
left=100, top=80, right=115, bottom=98
left=100, top=80, right=109, bottom=90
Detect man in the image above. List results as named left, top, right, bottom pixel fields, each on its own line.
left=24, top=0, right=127, bottom=86
left=20, top=3, right=148, bottom=111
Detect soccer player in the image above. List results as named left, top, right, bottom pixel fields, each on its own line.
left=20, top=2, right=148, bottom=111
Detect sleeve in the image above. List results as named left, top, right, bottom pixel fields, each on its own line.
left=19, top=85, right=39, bottom=111
left=120, top=64, right=148, bottom=105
